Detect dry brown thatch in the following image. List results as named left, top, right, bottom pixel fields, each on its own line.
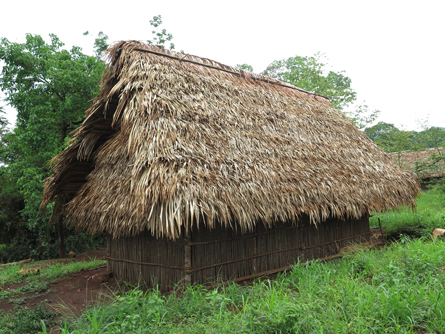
left=41, top=41, right=420, bottom=239
left=391, top=148, right=445, bottom=179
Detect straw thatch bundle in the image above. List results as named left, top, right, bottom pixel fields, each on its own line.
left=41, top=41, right=419, bottom=240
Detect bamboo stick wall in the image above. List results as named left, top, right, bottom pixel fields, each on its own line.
left=107, top=216, right=370, bottom=289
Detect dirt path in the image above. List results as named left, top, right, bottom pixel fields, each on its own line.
left=0, top=267, right=117, bottom=314
left=0, top=248, right=120, bottom=326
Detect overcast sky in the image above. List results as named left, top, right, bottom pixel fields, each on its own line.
left=1, top=0, right=444, bottom=131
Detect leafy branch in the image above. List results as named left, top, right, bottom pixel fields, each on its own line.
left=147, top=15, right=175, bottom=50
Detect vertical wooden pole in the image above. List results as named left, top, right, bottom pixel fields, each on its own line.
left=58, top=216, right=66, bottom=259
left=106, top=235, right=111, bottom=271
left=253, top=236, right=257, bottom=274
left=184, top=236, right=191, bottom=286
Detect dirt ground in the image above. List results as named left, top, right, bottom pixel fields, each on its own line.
left=0, top=248, right=119, bottom=330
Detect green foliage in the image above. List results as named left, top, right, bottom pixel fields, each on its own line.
left=365, top=121, right=400, bottom=143
left=0, top=243, right=6, bottom=263
left=366, top=121, right=445, bottom=194
left=261, top=52, right=356, bottom=110
left=82, top=31, right=109, bottom=59
left=0, top=33, right=107, bottom=259
left=416, top=117, right=445, bottom=148
left=0, top=106, right=11, bottom=162
left=60, top=238, right=445, bottom=333
left=0, top=33, right=105, bottom=222
left=0, top=204, right=105, bottom=262
left=0, top=167, right=26, bottom=258
left=365, top=121, right=445, bottom=153
left=147, top=15, right=175, bottom=50
left=344, top=103, right=380, bottom=130
left=0, top=106, right=8, bottom=133
left=0, top=302, right=57, bottom=334
left=370, top=189, right=445, bottom=239
left=94, top=32, right=109, bottom=58
left=0, top=263, right=21, bottom=283
left=0, top=19, right=175, bottom=260
left=410, top=126, right=445, bottom=184
left=0, top=258, right=105, bottom=286
left=236, top=64, right=254, bottom=72
left=434, top=177, right=445, bottom=195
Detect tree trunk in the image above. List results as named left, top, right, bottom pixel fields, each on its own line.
left=58, top=217, right=66, bottom=259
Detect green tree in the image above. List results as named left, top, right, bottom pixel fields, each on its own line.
left=0, top=17, right=176, bottom=260
left=147, top=15, right=175, bottom=50
left=0, top=33, right=106, bottom=258
left=0, top=107, right=30, bottom=260
left=365, top=121, right=445, bottom=194
left=0, top=106, right=6, bottom=127
left=236, top=64, right=254, bottom=72
left=365, top=122, right=415, bottom=153
left=0, top=106, right=8, bottom=149
left=412, top=120, right=445, bottom=191
left=365, top=122, right=400, bottom=142
left=261, top=52, right=356, bottom=110
left=0, top=106, right=11, bottom=165
left=344, top=103, right=380, bottom=130
left=414, top=127, right=445, bottom=151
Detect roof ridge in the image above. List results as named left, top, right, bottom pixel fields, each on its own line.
left=116, top=43, right=330, bottom=102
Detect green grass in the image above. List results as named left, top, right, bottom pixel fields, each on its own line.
left=371, top=188, right=445, bottom=238
left=0, top=281, right=50, bottom=301
left=0, top=259, right=105, bottom=286
left=57, top=237, right=445, bottom=334
left=0, top=301, right=57, bottom=334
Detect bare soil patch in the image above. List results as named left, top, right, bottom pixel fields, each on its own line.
left=0, top=248, right=119, bottom=333
left=0, top=267, right=117, bottom=314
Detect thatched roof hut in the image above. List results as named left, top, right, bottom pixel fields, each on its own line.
left=42, top=41, right=419, bottom=287
left=391, top=148, right=445, bottom=180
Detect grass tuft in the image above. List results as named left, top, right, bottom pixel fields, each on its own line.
left=0, top=259, right=105, bottom=286
left=371, top=188, right=445, bottom=239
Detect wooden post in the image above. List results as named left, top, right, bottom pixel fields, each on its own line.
left=184, top=236, right=191, bottom=286
left=58, top=216, right=67, bottom=259
left=106, top=235, right=111, bottom=271
left=253, top=236, right=257, bottom=274
left=378, top=218, right=384, bottom=240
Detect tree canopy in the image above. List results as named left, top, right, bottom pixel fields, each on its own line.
left=0, top=33, right=106, bottom=259
left=0, top=33, right=106, bottom=221
left=0, top=16, right=178, bottom=260
left=236, top=64, right=254, bottom=72
left=261, top=53, right=356, bottom=111
left=147, top=15, right=175, bottom=50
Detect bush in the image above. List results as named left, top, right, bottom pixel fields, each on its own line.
left=0, top=302, right=57, bottom=334
left=0, top=219, right=105, bottom=262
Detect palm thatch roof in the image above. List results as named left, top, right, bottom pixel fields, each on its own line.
left=391, top=148, right=445, bottom=179
left=41, top=41, right=419, bottom=239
